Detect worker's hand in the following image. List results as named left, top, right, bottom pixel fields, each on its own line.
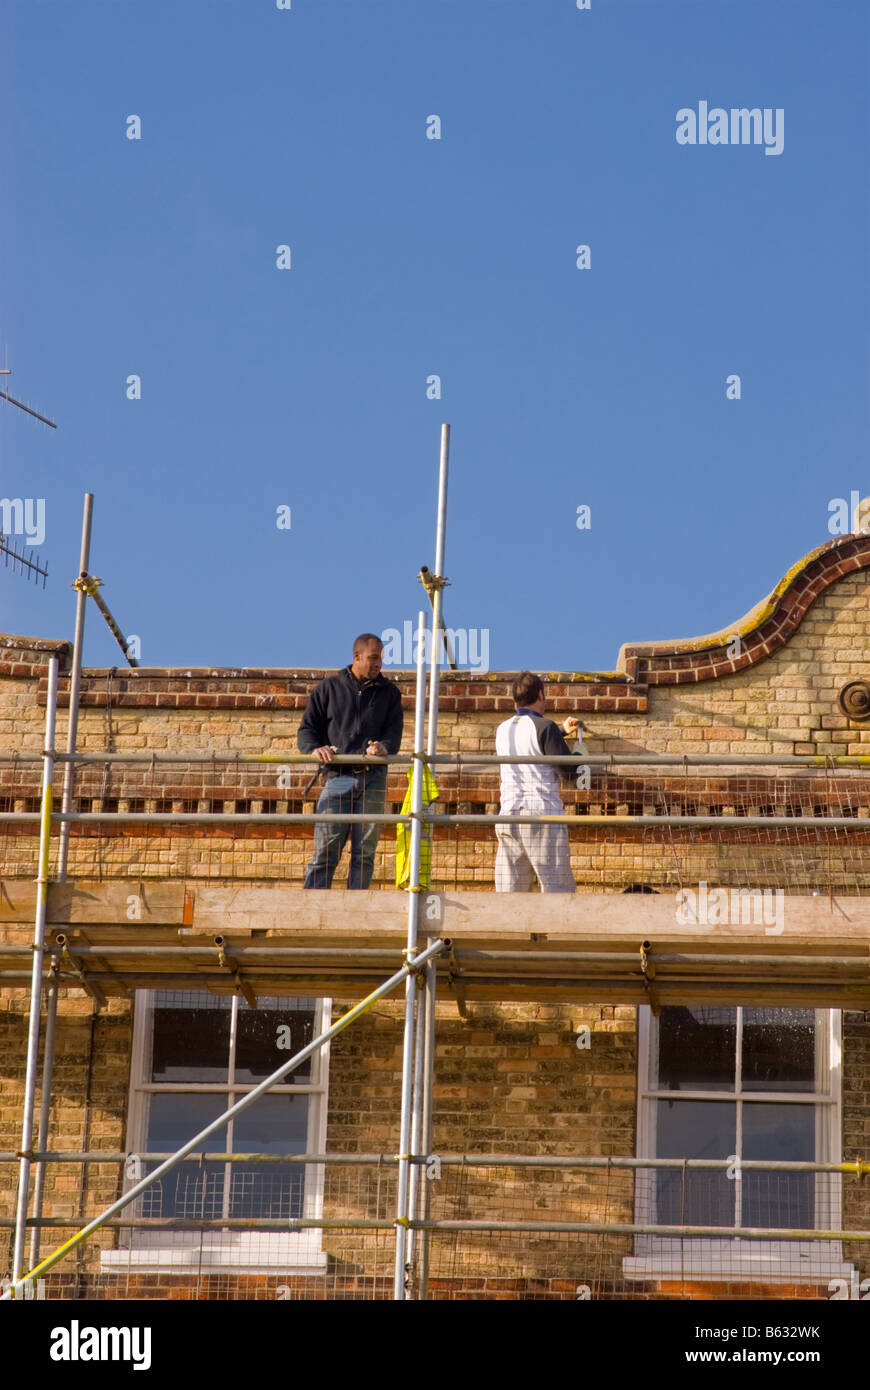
left=313, top=745, right=336, bottom=764
left=366, top=741, right=387, bottom=757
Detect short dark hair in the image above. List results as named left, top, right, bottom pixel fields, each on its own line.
left=353, top=633, right=383, bottom=655
left=512, top=671, right=543, bottom=706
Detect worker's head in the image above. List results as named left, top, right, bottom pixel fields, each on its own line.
left=512, top=671, right=545, bottom=712
left=352, top=634, right=384, bottom=680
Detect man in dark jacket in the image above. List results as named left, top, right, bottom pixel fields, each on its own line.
left=298, top=633, right=403, bottom=888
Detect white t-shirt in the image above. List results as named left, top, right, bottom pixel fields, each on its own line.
left=495, top=710, right=576, bottom=815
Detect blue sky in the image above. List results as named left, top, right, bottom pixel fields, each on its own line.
left=1, top=0, right=868, bottom=673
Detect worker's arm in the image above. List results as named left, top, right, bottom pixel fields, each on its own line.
left=297, top=682, right=330, bottom=755
left=379, top=683, right=404, bottom=755
left=538, top=718, right=584, bottom=781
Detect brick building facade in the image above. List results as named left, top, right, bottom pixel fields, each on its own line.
left=2, top=532, right=870, bottom=1300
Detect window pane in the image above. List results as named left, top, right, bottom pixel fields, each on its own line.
left=655, top=1100, right=736, bottom=1226
left=742, top=1102, right=815, bottom=1228
left=143, top=1093, right=229, bottom=1218
left=150, top=992, right=230, bottom=1083
left=229, top=1094, right=310, bottom=1218
left=742, top=1009, right=816, bottom=1093
left=235, top=997, right=316, bottom=1084
left=655, top=1008, right=736, bottom=1092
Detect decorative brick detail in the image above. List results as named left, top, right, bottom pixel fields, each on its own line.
left=622, top=534, right=870, bottom=685
left=33, top=668, right=649, bottom=714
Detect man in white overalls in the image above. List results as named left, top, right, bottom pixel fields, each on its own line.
left=494, top=671, right=583, bottom=892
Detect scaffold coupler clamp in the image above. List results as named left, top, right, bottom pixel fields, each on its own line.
left=72, top=572, right=102, bottom=597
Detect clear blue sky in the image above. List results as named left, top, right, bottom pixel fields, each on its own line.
left=1, top=0, right=868, bottom=673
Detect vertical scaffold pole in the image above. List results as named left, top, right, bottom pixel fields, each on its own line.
left=12, top=655, right=59, bottom=1286
left=416, top=952, right=438, bottom=1300
left=57, top=493, right=93, bottom=879
left=393, top=609, right=429, bottom=1300
left=28, top=957, right=59, bottom=1268
left=405, top=949, right=427, bottom=1286
left=415, top=422, right=449, bottom=1299
left=426, top=423, right=450, bottom=722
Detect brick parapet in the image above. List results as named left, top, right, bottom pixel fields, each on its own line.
left=33, top=669, right=647, bottom=715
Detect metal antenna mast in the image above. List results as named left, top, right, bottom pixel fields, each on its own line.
left=0, top=358, right=57, bottom=583
left=0, top=366, right=57, bottom=429
left=0, top=533, right=48, bottom=587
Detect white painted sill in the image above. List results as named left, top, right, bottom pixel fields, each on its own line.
left=624, top=1242, right=854, bottom=1285
left=101, top=1231, right=327, bottom=1275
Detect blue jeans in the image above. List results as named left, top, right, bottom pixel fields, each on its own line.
left=303, top=770, right=387, bottom=889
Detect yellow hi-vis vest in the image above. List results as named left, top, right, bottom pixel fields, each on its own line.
left=395, top=763, right=439, bottom=889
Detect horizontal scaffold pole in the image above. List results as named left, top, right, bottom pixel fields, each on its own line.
left=408, top=1220, right=870, bottom=1242
left=1, top=750, right=870, bottom=767
left=0, top=811, right=868, bottom=829
left=0, top=1215, right=866, bottom=1243
left=0, top=1153, right=864, bottom=1175
left=0, top=1217, right=866, bottom=1241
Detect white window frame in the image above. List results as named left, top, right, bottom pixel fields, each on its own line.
left=624, top=1006, right=855, bottom=1284
left=101, top=990, right=331, bottom=1274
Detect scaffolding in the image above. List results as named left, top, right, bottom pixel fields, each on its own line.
left=2, top=432, right=870, bottom=1301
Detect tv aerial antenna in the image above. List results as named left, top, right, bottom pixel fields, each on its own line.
left=0, top=533, right=48, bottom=588
left=0, top=356, right=56, bottom=584
left=0, top=362, right=57, bottom=430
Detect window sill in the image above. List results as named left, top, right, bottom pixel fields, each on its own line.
left=624, top=1243, right=853, bottom=1285
left=101, top=1231, right=327, bottom=1275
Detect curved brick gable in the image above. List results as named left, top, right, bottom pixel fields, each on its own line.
left=619, top=533, right=870, bottom=686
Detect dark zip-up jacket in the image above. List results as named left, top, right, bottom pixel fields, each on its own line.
left=297, top=667, right=404, bottom=774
